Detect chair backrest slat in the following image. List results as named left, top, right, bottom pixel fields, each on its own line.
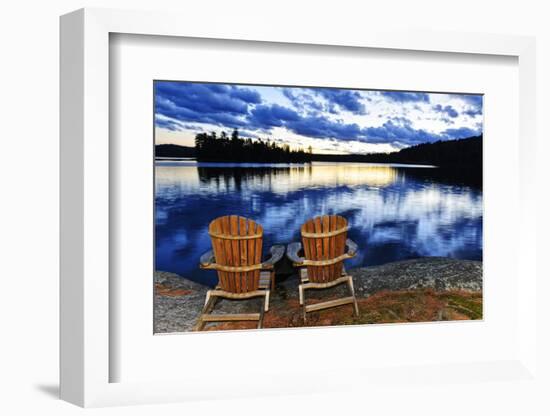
left=253, top=220, right=263, bottom=288
left=322, top=215, right=330, bottom=282
left=221, top=216, right=233, bottom=292
left=246, top=218, right=256, bottom=292
left=302, top=219, right=316, bottom=281
left=301, top=215, right=348, bottom=283
left=208, top=215, right=263, bottom=293
left=238, top=216, right=248, bottom=292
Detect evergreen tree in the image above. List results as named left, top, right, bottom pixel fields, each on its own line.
left=193, top=130, right=312, bottom=163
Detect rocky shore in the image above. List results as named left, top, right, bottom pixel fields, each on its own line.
left=154, top=257, right=482, bottom=333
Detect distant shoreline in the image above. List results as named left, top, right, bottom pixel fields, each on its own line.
left=155, top=156, right=195, bottom=161
left=155, top=135, right=482, bottom=170
left=154, top=158, right=438, bottom=168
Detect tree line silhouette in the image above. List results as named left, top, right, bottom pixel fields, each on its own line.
left=194, top=129, right=313, bottom=163
left=313, top=135, right=482, bottom=169
left=155, top=129, right=482, bottom=175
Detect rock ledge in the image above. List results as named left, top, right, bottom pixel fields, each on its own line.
left=154, top=257, right=482, bottom=333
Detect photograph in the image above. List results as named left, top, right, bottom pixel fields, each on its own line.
left=153, top=81, right=483, bottom=332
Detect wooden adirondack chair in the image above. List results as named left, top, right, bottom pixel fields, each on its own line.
left=195, top=215, right=284, bottom=331
left=286, top=215, right=359, bottom=323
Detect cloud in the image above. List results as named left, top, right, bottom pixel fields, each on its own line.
left=459, top=94, right=483, bottom=118
left=364, top=120, right=480, bottom=146
left=285, top=116, right=364, bottom=141
left=282, top=113, right=478, bottom=147
left=155, top=81, right=482, bottom=149
left=155, top=115, right=206, bottom=132
left=379, top=91, right=430, bottom=103
left=249, top=104, right=300, bottom=128
left=156, top=96, right=250, bottom=129
left=281, top=88, right=324, bottom=113
left=281, top=88, right=295, bottom=101
left=229, top=87, right=262, bottom=104
left=433, top=104, right=459, bottom=118
left=312, top=88, right=366, bottom=114
left=154, top=81, right=261, bottom=129
left=461, top=95, right=483, bottom=107
left=463, top=108, right=482, bottom=117
left=389, top=116, right=413, bottom=126
left=442, top=127, right=479, bottom=139
left=155, top=117, right=182, bottom=132
left=245, top=103, right=368, bottom=142
left=364, top=120, right=439, bottom=145
left=236, top=129, right=260, bottom=139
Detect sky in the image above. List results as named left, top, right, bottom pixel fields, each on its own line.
left=154, top=81, right=483, bottom=154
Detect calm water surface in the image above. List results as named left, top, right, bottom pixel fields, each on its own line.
left=155, top=161, right=482, bottom=287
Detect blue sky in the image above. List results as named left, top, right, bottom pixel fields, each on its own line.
left=154, top=81, right=483, bottom=154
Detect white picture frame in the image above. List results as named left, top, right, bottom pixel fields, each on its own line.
left=60, top=7, right=539, bottom=408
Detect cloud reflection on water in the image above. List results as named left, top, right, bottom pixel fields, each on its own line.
left=155, top=162, right=482, bottom=286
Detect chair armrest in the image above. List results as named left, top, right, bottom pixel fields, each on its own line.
left=261, top=244, right=285, bottom=269
left=286, top=242, right=305, bottom=266
left=287, top=240, right=357, bottom=266
left=199, top=250, right=215, bottom=268
left=346, top=238, right=358, bottom=257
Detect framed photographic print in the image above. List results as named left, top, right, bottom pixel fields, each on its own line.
left=60, top=7, right=540, bottom=409
left=153, top=81, right=484, bottom=333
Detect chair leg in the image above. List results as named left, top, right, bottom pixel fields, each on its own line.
left=194, top=291, right=217, bottom=331
left=347, top=276, right=359, bottom=317
left=258, top=292, right=269, bottom=329
left=264, top=290, right=270, bottom=312
left=300, top=284, right=307, bottom=323
left=195, top=290, right=272, bottom=331
left=258, top=304, right=265, bottom=329
left=204, top=291, right=219, bottom=314
left=299, top=277, right=358, bottom=324
left=270, top=271, right=276, bottom=291
left=203, top=291, right=211, bottom=308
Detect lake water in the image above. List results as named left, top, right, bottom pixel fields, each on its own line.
left=155, top=161, right=482, bottom=287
